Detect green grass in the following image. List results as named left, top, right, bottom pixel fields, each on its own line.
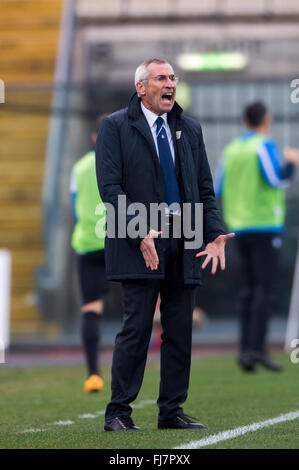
left=0, top=353, right=298, bottom=449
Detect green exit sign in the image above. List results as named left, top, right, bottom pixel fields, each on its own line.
left=176, top=52, right=248, bottom=71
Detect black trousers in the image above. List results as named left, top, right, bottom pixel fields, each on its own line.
left=236, top=233, right=281, bottom=354
left=105, top=235, right=196, bottom=421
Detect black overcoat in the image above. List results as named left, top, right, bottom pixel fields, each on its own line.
left=96, top=93, right=226, bottom=285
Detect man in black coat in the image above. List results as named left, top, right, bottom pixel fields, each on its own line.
left=96, top=58, right=234, bottom=431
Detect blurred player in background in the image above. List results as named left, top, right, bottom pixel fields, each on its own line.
left=216, top=101, right=299, bottom=372
left=70, top=114, right=109, bottom=392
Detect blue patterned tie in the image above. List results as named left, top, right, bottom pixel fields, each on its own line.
left=155, top=117, right=181, bottom=207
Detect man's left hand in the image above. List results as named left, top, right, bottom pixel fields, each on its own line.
left=195, top=233, right=235, bottom=275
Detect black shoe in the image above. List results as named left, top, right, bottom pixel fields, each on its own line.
left=237, top=352, right=256, bottom=372
left=252, top=352, right=284, bottom=372
left=104, top=416, right=141, bottom=431
left=158, top=414, right=206, bottom=430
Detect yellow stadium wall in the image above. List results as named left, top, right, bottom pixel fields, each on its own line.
left=0, top=0, right=63, bottom=338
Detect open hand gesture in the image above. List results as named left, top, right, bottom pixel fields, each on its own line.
left=195, top=233, right=235, bottom=275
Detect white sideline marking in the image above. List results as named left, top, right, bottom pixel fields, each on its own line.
left=51, top=420, right=74, bottom=426
left=19, top=399, right=155, bottom=433
left=174, top=410, right=299, bottom=449
left=20, top=428, right=44, bottom=434
left=78, top=414, right=97, bottom=419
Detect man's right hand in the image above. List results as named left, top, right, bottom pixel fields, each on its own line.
left=140, top=230, right=162, bottom=270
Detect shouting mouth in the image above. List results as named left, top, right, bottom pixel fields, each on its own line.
left=160, top=91, right=175, bottom=108
left=161, top=93, right=173, bottom=103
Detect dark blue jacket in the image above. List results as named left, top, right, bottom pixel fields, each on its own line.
left=96, top=93, right=225, bottom=285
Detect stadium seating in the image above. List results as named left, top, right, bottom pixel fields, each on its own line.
left=0, top=0, right=62, bottom=337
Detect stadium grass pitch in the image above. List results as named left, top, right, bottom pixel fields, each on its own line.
left=0, top=353, right=298, bottom=449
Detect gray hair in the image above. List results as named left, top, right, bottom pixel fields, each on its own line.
left=135, top=58, right=173, bottom=96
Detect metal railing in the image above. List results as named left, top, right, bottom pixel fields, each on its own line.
left=36, top=0, right=76, bottom=321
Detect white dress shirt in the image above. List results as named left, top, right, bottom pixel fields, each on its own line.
left=141, top=102, right=175, bottom=164
left=141, top=102, right=180, bottom=215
